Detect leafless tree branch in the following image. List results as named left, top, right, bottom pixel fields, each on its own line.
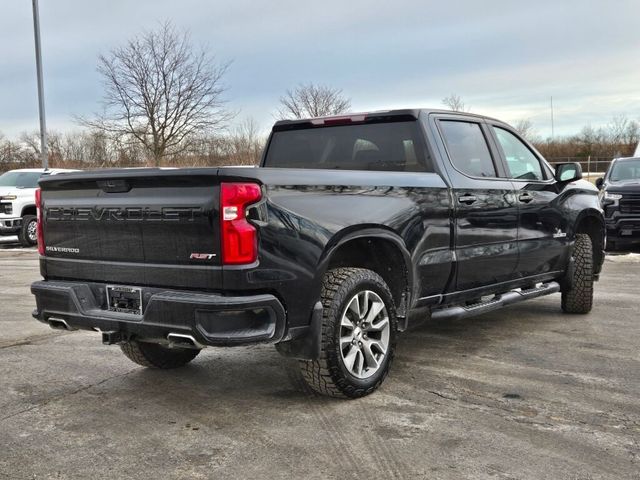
left=78, top=21, right=234, bottom=166
left=277, top=83, right=351, bottom=120
left=442, top=94, right=469, bottom=112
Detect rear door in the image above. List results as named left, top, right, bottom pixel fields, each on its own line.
left=433, top=115, right=519, bottom=292
left=487, top=124, right=567, bottom=276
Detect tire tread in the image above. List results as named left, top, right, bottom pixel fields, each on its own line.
left=298, top=267, right=396, bottom=399
left=120, top=340, right=200, bottom=369
left=561, top=233, right=594, bottom=314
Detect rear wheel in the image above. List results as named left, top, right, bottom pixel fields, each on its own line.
left=120, top=340, right=200, bottom=369
left=298, top=267, right=397, bottom=398
left=18, top=215, right=37, bottom=247
left=561, top=233, right=594, bottom=314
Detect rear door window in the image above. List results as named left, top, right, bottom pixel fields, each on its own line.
left=438, top=121, right=497, bottom=178
left=264, top=121, right=432, bottom=172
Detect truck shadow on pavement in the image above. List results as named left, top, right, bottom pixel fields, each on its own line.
left=111, top=298, right=567, bottom=405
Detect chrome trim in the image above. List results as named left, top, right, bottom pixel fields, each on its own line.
left=167, top=333, right=206, bottom=350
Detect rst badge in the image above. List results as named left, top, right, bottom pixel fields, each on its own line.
left=190, top=253, right=217, bottom=260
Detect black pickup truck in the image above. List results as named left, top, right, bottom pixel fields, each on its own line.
left=596, top=157, right=640, bottom=250
left=31, top=109, right=605, bottom=398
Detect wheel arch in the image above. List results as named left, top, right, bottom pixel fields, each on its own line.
left=573, top=209, right=605, bottom=274
left=21, top=205, right=37, bottom=217
left=317, top=226, right=414, bottom=325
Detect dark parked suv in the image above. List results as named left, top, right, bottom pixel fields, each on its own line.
left=596, top=157, right=640, bottom=250
left=31, top=109, right=605, bottom=398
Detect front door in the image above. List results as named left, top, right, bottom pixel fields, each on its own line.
left=488, top=124, right=567, bottom=277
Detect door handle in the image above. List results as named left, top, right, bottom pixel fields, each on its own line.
left=518, top=193, right=534, bottom=203
left=458, top=194, right=477, bottom=205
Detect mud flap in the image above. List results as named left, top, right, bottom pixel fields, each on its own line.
left=275, top=302, right=323, bottom=360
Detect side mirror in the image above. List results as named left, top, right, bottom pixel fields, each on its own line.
left=555, top=162, right=583, bottom=183
left=595, top=177, right=604, bottom=189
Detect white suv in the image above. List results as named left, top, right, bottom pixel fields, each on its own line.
left=0, top=168, right=78, bottom=247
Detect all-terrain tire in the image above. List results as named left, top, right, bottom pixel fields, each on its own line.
left=18, top=215, right=37, bottom=247
left=561, top=233, right=594, bottom=314
left=298, top=267, right=397, bottom=399
left=120, top=340, right=200, bottom=369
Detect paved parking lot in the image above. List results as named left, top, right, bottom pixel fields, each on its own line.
left=0, top=239, right=638, bottom=479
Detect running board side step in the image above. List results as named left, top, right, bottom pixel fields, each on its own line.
left=430, top=282, right=561, bottom=321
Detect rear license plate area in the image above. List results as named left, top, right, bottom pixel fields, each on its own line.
left=106, top=285, right=143, bottom=315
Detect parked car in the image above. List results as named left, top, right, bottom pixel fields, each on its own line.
left=0, top=168, right=78, bottom=246
left=31, top=109, right=605, bottom=398
left=595, top=157, right=640, bottom=250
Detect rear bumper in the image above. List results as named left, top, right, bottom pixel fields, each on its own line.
left=31, top=280, right=287, bottom=347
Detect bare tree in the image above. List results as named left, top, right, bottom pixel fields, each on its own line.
left=228, top=117, right=265, bottom=164
left=442, top=94, right=469, bottom=112
left=277, top=83, right=351, bottom=119
left=19, top=131, right=42, bottom=155
left=608, top=115, right=630, bottom=144
left=514, top=118, right=537, bottom=141
left=81, top=22, right=233, bottom=166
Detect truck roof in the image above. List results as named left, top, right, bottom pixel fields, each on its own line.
left=5, top=168, right=79, bottom=174
left=272, top=108, right=503, bottom=130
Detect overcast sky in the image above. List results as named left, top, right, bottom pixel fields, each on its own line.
left=1, top=0, right=639, bottom=139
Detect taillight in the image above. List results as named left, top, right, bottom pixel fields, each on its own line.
left=220, top=182, right=262, bottom=265
left=35, top=188, right=45, bottom=255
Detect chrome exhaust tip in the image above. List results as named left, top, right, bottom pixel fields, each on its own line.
left=167, top=333, right=205, bottom=349
left=48, top=317, right=74, bottom=331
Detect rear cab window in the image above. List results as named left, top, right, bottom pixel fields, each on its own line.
left=263, top=120, right=432, bottom=172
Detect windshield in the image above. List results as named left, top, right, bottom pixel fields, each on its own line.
left=0, top=171, right=42, bottom=188
left=609, top=159, right=640, bottom=182
left=263, top=121, right=430, bottom=172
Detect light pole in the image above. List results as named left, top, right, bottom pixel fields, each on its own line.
left=32, top=0, right=48, bottom=170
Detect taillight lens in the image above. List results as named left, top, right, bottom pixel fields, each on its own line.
left=35, top=188, right=45, bottom=255
left=220, top=182, right=262, bottom=265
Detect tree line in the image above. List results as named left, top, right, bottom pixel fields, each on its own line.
left=442, top=94, right=640, bottom=163
left=0, top=22, right=351, bottom=172
left=0, top=24, right=637, bottom=173
left=533, top=116, right=639, bottom=161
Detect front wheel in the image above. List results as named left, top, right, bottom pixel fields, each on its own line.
left=561, top=233, right=594, bottom=314
left=299, top=267, right=397, bottom=398
left=605, top=238, right=617, bottom=252
left=18, top=215, right=38, bottom=247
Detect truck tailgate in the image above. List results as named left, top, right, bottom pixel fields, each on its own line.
left=39, top=169, right=223, bottom=290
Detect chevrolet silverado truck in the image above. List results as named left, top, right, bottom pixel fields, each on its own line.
left=596, top=157, right=640, bottom=250
left=0, top=168, right=77, bottom=246
left=31, top=109, right=605, bottom=398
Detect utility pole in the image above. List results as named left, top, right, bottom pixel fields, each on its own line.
left=32, top=0, right=48, bottom=170
left=550, top=96, right=555, bottom=141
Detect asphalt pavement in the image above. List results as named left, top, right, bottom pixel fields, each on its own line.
left=0, top=239, right=638, bottom=479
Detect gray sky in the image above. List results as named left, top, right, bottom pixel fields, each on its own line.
left=1, top=0, right=639, bottom=139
